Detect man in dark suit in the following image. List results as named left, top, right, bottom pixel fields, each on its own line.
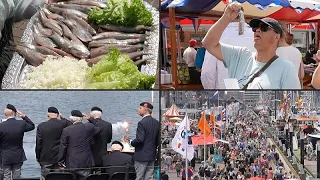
left=102, top=141, right=134, bottom=177
left=35, top=107, right=72, bottom=180
left=130, top=102, right=160, bottom=180
left=58, top=110, right=101, bottom=180
left=83, top=106, right=112, bottom=167
left=0, top=104, right=35, bottom=180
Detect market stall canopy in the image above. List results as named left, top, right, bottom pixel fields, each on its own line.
left=289, top=0, right=320, bottom=10
left=291, top=23, right=316, bottom=30
left=268, top=8, right=320, bottom=21
left=308, top=133, right=320, bottom=139
left=305, top=13, right=320, bottom=22
left=297, top=117, right=319, bottom=121
left=170, top=117, right=183, bottom=122
left=162, top=0, right=320, bottom=20
left=163, top=104, right=184, bottom=117
left=191, top=134, right=229, bottom=145
left=192, top=134, right=216, bottom=145
left=248, top=177, right=265, bottom=180
left=161, top=0, right=288, bottom=18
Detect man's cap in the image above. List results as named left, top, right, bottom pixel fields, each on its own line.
left=189, top=39, right=197, bottom=46
left=6, top=104, right=17, bottom=113
left=71, top=110, right=83, bottom=117
left=112, top=141, right=124, bottom=149
left=91, top=106, right=102, bottom=113
left=140, top=102, right=153, bottom=110
left=249, top=17, right=283, bottom=37
left=48, top=107, right=59, bottom=114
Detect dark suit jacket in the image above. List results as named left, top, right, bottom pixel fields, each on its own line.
left=0, top=116, right=35, bottom=165
left=131, top=115, right=160, bottom=162
left=35, top=118, right=71, bottom=166
left=90, top=118, right=112, bottom=166
left=58, top=119, right=101, bottom=168
left=102, top=150, right=134, bottom=176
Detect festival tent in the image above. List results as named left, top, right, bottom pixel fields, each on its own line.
left=170, top=117, right=183, bottom=122
left=162, top=104, right=184, bottom=119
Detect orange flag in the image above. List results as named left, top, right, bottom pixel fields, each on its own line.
left=198, top=112, right=211, bottom=137
left=210, top=110, right=215, bottom=127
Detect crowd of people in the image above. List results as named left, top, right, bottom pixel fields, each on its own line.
left=161, top=112, right=296, bottom=180
left=0, top=102, right=160, bottom=180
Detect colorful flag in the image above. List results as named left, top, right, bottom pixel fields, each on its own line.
left=171, top=115, right=194, bottom=161
left=222, top=105, right=226, bottom=121
left=287, top=92, right=292, bottom=102
left=198, top=112, right=211, bottom=137
left=211, top=91, right=219, bottom=101
left=210, top=109, right=215, bottom=127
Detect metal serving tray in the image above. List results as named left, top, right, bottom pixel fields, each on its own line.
left=2, top=1, right=159, bottom=89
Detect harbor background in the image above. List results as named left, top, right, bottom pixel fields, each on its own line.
left=0, top=91, right=159, bottom=178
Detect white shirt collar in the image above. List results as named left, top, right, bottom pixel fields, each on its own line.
left=143, top=114, right=151, bottom=118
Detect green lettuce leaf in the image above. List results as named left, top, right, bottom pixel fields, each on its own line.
left=85, top=47, right=155, bottom=89
left=88, top=0, right=153, bottom=27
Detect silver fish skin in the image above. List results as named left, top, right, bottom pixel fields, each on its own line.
left=53, top=3, right=94, bottom=14
left=35, top=23, right=53, bottom=36
left=238, top=9, right=245, bottom=35
left=58, top=21, right=83, bottom=44
left=90, top=44, right=144, bottom=58
left=62, top=18, right=92, bottom=43
left=66, top=14, right=96, bottom=35
left=15, top=45, right=47, bottom=66
left=127, top=51, right=150, bottom=61
left=88, top=38, right=146, bottom=48
left=48, top=5, right=88, bottom=20
left=92, top=32, right=145, bottom=41
left=33, top=25, right=57, bottom=48
left=98, top=25, right=152, bottom=34
left=67, top=0, right=106, bottom=8
left=42, top=7, right=65, bottom=21
left=48, top=33, right=90, bottom=59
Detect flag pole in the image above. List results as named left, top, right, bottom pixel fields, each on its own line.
left=204, top=110, right=206, bottom=167
left=185, top=113, right=188, bottom=180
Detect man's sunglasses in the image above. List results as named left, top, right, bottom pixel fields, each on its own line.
left=252, top=23, right=275, bottom=33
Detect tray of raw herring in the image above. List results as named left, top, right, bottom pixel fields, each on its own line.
left=2, top=0, right=159, bottom=89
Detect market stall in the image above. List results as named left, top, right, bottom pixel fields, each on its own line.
left=160, top=0, right=320, bottom=89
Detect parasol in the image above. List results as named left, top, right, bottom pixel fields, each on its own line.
left=192, top=134, right=216, bottom=145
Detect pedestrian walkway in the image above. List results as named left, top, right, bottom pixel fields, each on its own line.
left=293, top=150, right=317, bottom=177
left=267, top=138, right=300, bottom=179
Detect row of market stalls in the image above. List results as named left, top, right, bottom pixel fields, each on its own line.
left=162, top=103, right=233, bottom=145
left=160, top=0, right=320, bottom=89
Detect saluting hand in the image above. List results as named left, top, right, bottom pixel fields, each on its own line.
left=16, top=111, right=25, bottom=118
left=59, top=113, right=64, bottom=119
left=82, top=113, right=90, bottom=120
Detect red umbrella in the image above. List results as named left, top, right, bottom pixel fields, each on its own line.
left=191, top=134, right=216, bottom=145
left=248, top=177, right=265, bottom=180
left=268, top=8, right=320, bottom=22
